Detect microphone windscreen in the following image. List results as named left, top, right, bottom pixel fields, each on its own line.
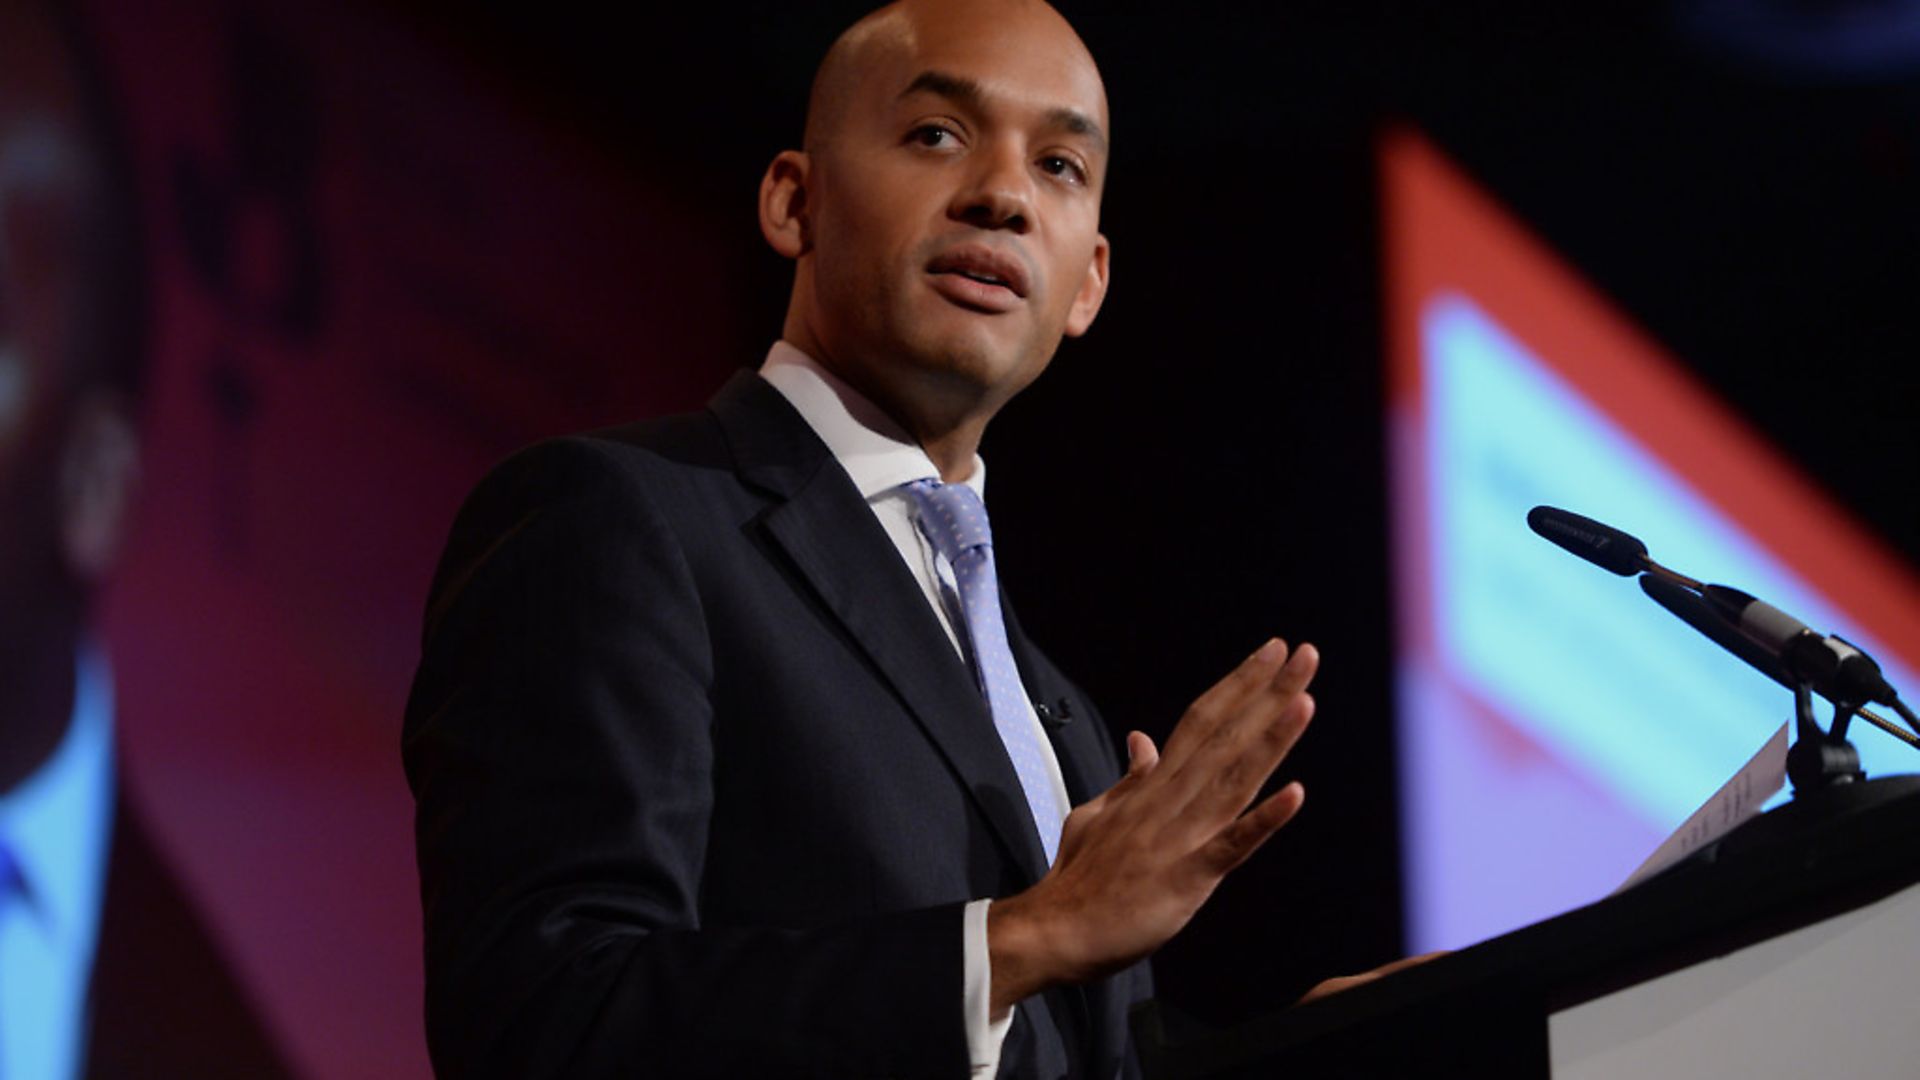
left=1527, top=506, right=1649, bottom=576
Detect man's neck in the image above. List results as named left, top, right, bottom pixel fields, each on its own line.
left=775, top=332, right=992, bottom=483
left=917, top=420, right=985, bottom=484
left=839, top=381, right=986, bottom=483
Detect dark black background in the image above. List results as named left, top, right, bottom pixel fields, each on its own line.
left=392, top=0, right=1920, bottom=1024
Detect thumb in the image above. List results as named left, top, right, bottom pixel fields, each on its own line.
left=1125, top=731, right=1160, bottom=777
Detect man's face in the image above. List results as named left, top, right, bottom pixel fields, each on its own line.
left=793, top=1, right=1111, bottom=429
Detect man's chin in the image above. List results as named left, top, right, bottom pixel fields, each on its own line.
left=900, top=333, right=1037, bottom=392
left=910, top=308, right=1053, bottom=371
left=906, top=356, right=1057, bottom=430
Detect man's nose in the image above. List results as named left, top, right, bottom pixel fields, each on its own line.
left=948, top=141, right=1033, bottom=233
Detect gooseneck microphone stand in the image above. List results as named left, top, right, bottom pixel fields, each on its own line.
left=1528, top=506, right=1920, bottom=855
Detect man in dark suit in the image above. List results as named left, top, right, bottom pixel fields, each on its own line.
left=405, top=2, right=1323, bottom=1076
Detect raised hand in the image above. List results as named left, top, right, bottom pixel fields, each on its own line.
left=988, top=638, right=1319, bottom=1010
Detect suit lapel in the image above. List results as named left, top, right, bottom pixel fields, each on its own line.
left=1002, top=592, right=1116, bottom=808
left=708, top=373, right=1053, bottom=884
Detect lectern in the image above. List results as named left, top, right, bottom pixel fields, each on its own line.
left=1133, top=779, right=1920, bottom=1078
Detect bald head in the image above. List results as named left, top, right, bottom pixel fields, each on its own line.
left=759, top=0, right=1113, bottom=479
left=803, top=0, right=1106, bottom=154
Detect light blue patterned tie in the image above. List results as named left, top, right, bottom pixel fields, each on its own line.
left=907, top=479, right=1064, bottom=864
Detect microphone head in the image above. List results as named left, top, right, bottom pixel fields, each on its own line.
left=1527, top=506, right=1650, bottom=576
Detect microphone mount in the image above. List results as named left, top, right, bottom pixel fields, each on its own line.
left=1528, top=506, right=1920, bottom=796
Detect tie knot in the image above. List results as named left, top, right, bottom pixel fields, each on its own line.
left=906, top=478, right=993, bottom=562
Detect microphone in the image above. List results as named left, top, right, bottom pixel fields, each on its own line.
left=1702, top=585, right=1900, bottom=707
left=1644, top=576, right=1919, bottom=748
left=1032, top=698, right=1073, bottom=729
left=1526, top=506, right=1648, bottom=576
left=1532, top=505, right=1920, bottom=747
left=1527, top=506, right=1704, bottom=591
left=1640, top=576, right=1793, bottom=687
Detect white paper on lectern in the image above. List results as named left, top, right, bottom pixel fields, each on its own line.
left=1614, top=723, right=1788, bottom=894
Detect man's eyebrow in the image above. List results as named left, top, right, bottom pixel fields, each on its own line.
left=899, top=70, right=984, bottom=109
left=1045, top=106, right=1107, bottom=155
left=898, top=70, right=1108, bottom=155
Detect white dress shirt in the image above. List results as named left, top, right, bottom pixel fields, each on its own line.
left=760, top=341, right=1070, bottom=1076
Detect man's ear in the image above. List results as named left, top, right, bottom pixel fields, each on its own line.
left=59, top=388, right=139, bottom=583
left=758, top=149, right=812, bottom=259
left=1063, top=232, right=1110, bottom=337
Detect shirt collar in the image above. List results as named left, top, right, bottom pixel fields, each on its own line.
left=759, top=340, right=987, bottom=502
left=0, top=643, right=115, bottom=940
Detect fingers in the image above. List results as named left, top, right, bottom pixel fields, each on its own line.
left=1010, top=645, right=1320, bottom=993
left=1096, top=732, right=1160, bottom=806
left=1200, top=779, right=1306, bottom=873
left=1161, top=638, right=1317, bottom=771
left=1257, top=686, right=1316, bottom=770
left=1070, top=638, right=1318, bottom=884
left=1298, top=974, right=1361, bottom=1005
left=1163, top=639, right=1292, bottom=755
left=1364, top=951, right=1451, bottom=977
left=1125, top=730, right=1160, bottom=777
left=1274, top=642, right=1318, bottom=697
left=1064, top=731, right=1160, bottom=844
left=1297, top=951, right=1451, bottom=1005
left=1159, top=654, right=1318, bottom=827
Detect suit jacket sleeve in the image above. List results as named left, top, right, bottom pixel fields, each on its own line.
left=403, top=437, right=972, bottom=1079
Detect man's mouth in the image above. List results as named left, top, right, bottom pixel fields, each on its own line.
left=954, top=269, right=1010, bottom=289
left=926, top=246, right=1031, bottom=302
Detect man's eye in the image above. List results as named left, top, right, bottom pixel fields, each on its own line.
left=1039, top=156, right=1086, bottom=184
left=910, top=125, right=955, bottom=148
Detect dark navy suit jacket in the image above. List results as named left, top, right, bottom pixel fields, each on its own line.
left=404, top=372, right=1149, bottom=1078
